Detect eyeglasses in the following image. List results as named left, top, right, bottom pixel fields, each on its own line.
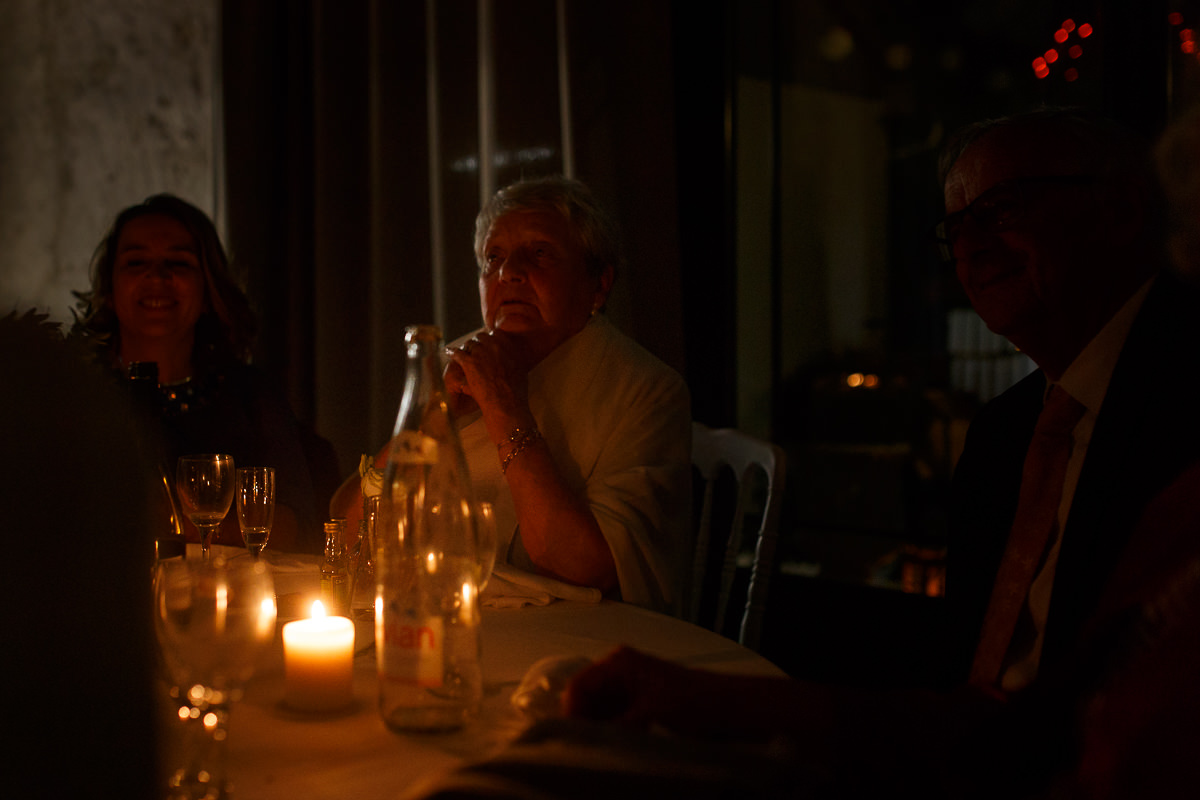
left=932, top=175, right=1095, bottom=263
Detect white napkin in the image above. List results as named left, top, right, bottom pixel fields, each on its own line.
left=263, top=551, right=319, bottom=573
left=482, top=563, right=602, bottom=608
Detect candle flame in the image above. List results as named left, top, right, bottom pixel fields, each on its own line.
left=311, top=600, right=327, bottom=619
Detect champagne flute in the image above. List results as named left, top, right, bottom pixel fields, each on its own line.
left=176, top=454, right=235, bottom=560
left=235, top=467, right=275, bottom=559
left=155, top=557, right=276, bottom=800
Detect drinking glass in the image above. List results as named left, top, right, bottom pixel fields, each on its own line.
left=235, top=467, right=275, bottom=559
left=155, top=557, right=276, bottom=800
left=176, top=454, right=235, bottom=560
left=475, top=500, right=496, bottom=592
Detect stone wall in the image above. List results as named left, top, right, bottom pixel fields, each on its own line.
left=0, top=0, right=216, bottom=323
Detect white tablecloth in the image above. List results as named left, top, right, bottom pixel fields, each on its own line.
left=172, top=545, right=785, bottom=799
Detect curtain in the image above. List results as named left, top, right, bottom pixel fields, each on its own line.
left=221, top=0, right=694, bottom=500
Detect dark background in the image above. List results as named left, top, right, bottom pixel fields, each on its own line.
left=221, top=0, right=1197, bottom=678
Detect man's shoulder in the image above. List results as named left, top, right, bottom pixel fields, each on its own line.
left=1107, top=270, right=1200, bottom=402
left=970, top=370, right=1046, bottom=430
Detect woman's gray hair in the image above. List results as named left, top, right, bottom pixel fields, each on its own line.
left=473, top=175, right=623, bottom=285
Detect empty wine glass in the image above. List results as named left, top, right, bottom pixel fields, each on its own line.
left=155, top=556, right=276, bottom=800
left=176, top=454, right=235, bottom=560
left=475, top=500, right=496, bottom=592
left=235, top=467, right=275, bottom=559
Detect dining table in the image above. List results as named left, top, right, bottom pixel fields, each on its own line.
left=163, top=545, right=787, bottom=800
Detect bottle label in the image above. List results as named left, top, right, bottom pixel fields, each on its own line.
left=379, top=611, right=444, bottom=688
left=390, top=431, right=440, bottom=465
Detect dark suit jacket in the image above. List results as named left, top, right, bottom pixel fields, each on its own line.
left=945, top=268, right=1200, bottom=685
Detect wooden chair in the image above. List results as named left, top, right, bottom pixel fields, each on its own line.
left=686, top=422, right=786, bottom=652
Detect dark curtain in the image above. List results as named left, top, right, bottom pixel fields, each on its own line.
left=221, top=0, right=699, bottom=501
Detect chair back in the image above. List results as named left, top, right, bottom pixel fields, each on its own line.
left=686, top=422, right=786, bottom=652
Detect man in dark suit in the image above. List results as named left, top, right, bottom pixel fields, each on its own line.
left=513, top=109, right=1200, bottom=800
left=938, top=107, right=1200, bottom=696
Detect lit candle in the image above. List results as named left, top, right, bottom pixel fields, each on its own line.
left=282, top=600, right=355, bottom=712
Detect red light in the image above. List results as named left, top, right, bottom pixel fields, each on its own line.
left=1078, top=23, right=1093, bottom=37
left=1185, top=41, right=1197, bottom=54
left=1182, top=28, right=1196, bottom=41
left=1064, top=67, right=1079, bottom=82
left=1054, top=28, right=1069, bottom=43
left=1045, top=49, right=1059, bottom=63
left=1035, top=63, right=1050, bottom=79
left=1062, top=19, right=1076, bottom=33
left=1033, top=56, right=1047, bottom=70
left=1069, top=44, right=1083, bottom=59
left=1169, top=12, right=1184, bottom=26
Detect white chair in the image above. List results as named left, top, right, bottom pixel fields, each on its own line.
left=686, top=422, right=786, bottom=652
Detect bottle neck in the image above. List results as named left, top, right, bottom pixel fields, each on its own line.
left=324, top=521, right=345, bottom=558
left=396, top=333, right=451, bottom=434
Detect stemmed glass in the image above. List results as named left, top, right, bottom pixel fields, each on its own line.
left=177, top=454, right=235, bottom=560
left=155, top=557, right=276, bottom=800
left=235, top=467, right=275, bottom=559
left=474, top=500, right=496, bottom=592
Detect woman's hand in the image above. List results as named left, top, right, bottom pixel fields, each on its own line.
left=444, top=330, right=538, bottom=443
left=445, top=328, right=617, bottom=592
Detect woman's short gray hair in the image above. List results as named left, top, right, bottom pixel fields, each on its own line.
left=473, top=175, right=623, bottom=284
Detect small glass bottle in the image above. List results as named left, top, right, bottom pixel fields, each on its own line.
left=321, top=519, right=350, bottom=615
left=376, top=324, right=482, bottom=732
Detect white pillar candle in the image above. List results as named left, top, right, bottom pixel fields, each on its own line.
left=283, top=601, right=355, bottom=712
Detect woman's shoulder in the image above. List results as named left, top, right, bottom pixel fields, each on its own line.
left=589, top=316, right=686, bottom=389
left=541, top=316, right=688, bottom=416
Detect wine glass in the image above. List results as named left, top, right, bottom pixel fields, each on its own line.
left=155, top=557, right=276, bottom=800
left=176, top=454, right=235, bottom=560
left=235, top=467, right=275, bottom=559
left=474, top=500, right=496, bottom=592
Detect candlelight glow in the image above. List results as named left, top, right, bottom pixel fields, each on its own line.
left=258, top=596, right=278, bottom=638
left=311, top=600, right=327, bottom=619
left=461, top=581, right=476, bottom=623
left=216, top=582, right=228, bottom=634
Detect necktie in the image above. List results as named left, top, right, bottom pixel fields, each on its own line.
left=969, top=384, right=1087, bottom=691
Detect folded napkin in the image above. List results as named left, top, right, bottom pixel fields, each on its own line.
left=263, top=551, right=320, bottom=573
left=483, top=564, right=602, bottom=608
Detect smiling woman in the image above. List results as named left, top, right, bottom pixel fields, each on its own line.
left=110, top=213, right=209, bottom=383
left=72, top=194, right=322, bottom=553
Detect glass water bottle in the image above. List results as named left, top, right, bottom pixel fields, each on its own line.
left=375, top=325, right=483, bottom=732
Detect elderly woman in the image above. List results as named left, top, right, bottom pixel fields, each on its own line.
left=73, top=193, right=321, bottom=552
left=335, top=176, right=691, bottom=610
